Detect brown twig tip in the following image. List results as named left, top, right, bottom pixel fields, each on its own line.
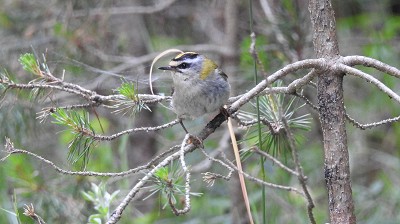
left=4, top=137, right=13, bottom=151
left=1, top=137, right=13, bottom=161
left=23, top=203, right=46, bottom=224
left=202, top=172, right=218, bottom=187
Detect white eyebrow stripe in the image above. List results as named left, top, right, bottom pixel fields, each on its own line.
left=169, top=61, right=180, bottom=67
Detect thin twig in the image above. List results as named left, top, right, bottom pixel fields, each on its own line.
left=342, top=55, right=400, bottom=78
left=170, top=134, right=191, bottom=215
left=219, top=152, right=304, bottom=196
left=92, top=119, right=180, bottom=141
left=107, top=140, right=197, bottom=224
left=199, top=147, right=233, bottom=186
left=23, top=203, right=45, bottom=224
left=2, top=137, right=179, bottom=177
left=294, top=92, right=319, bottom=111
left=1, top=78, right=169, bottom=106
left=294, top=90, right=400, bottom=130
left=282, top=118, right=316, bottom=224
left=191, top=131, right=231, bottom=173
left=346, top=113, right=400, bottom=129
left=337, top=63, right=400, bottom=104
left=252, top=147, right=299, bottom=176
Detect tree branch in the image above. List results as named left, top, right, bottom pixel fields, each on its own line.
left=229, top=58, right=326, bottom=113
left=2, top=137, right=179, bottom=177
left=219, top=152, right=305, bottom=196
left=343, top=55, right=400, bottom=78
left=92, top=119, right=180, bottom=141
left=337, top=63, right=400, bottom=103
left=282, top=118, right=316, bottom=224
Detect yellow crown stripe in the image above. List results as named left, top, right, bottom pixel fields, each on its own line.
left=173, top=52, right=198, bottom=60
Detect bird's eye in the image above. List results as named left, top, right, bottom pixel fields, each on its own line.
left=178, top=63, right=189, bottom=69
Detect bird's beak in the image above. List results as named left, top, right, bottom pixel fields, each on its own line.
left=158, top=66, right=176, bottom=71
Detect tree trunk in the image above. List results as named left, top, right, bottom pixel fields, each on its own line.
left=308, top=0, right=356, bottom=223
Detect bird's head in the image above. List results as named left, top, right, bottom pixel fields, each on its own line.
left=158, top=52, right=218, bottom=80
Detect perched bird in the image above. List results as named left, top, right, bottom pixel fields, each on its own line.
left=158, top=52, right=231, bottom=133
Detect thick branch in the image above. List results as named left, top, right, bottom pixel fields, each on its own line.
left=229, top=58, right=326, bottom=113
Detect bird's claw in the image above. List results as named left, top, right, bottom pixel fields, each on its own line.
left=220, top=107, right=230, bottom=119
left=187, top=134, right=204, bottom=149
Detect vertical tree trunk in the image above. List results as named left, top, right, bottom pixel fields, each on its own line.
left=308, top=0, right=356, bottom=223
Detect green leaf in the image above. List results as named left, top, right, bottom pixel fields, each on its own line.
left=113, top=81, right=151, bottom=116
left=51, top=108, right=97, bottom=170
left=116, top=82, right=137, bottom=101
left=239, top=81, right=311, bottom=158
left=18, top=53, right=40, bottom=76
left=97, top=206, right=108, bottom=216
left=82, top=191, right=96, bottom=202
left=154, top=167, right=169, bottom=180
left=88, top=214, right=103, bottom=224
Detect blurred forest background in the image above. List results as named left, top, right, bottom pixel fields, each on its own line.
left=1, top=0, right=400, bottom=223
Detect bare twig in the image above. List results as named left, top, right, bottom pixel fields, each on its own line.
left=294, top=92, right=319, bottom=111
left=337, top=64, right=400, bottom=104
left=286, top=69, right=319, bottom=93
left=199, top=148, right=233, bottom=186
left=220, top=152, right=304, bottom=196
left=3, top=82, right=92, bottom=99
left=1, top=78, right=169, bottom=106
left=2, top=137, right=179, bottom=177
left=170, top=134, right=191, bottom=215
left=231, top=113, right=279, bottom=135
left=23, top=203, right=45, bottom=224
left=107, top=141, right=196, bottom=224
left=92, top=119, right=180, bottom=141
left=191, top=131, right=231, bottom=173
left=342, top=55, right=400, bottom=78
left=252, top=147, right=299, bottom=176
left=282, top=118, right=316, bottom=224
left=295, top=91, right=400, bottom=130
left=346, top=114, right=400, bottom=129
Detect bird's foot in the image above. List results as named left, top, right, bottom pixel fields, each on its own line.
left=220, top=107, right=230, bottom=119
left=187, top=134, right=204, bottom=149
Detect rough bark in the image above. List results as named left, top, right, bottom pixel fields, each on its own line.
left=308, top=0, right=356, bottom=223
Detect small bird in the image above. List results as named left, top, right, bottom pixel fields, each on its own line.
left=158, top=52, right=231, bottom=133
